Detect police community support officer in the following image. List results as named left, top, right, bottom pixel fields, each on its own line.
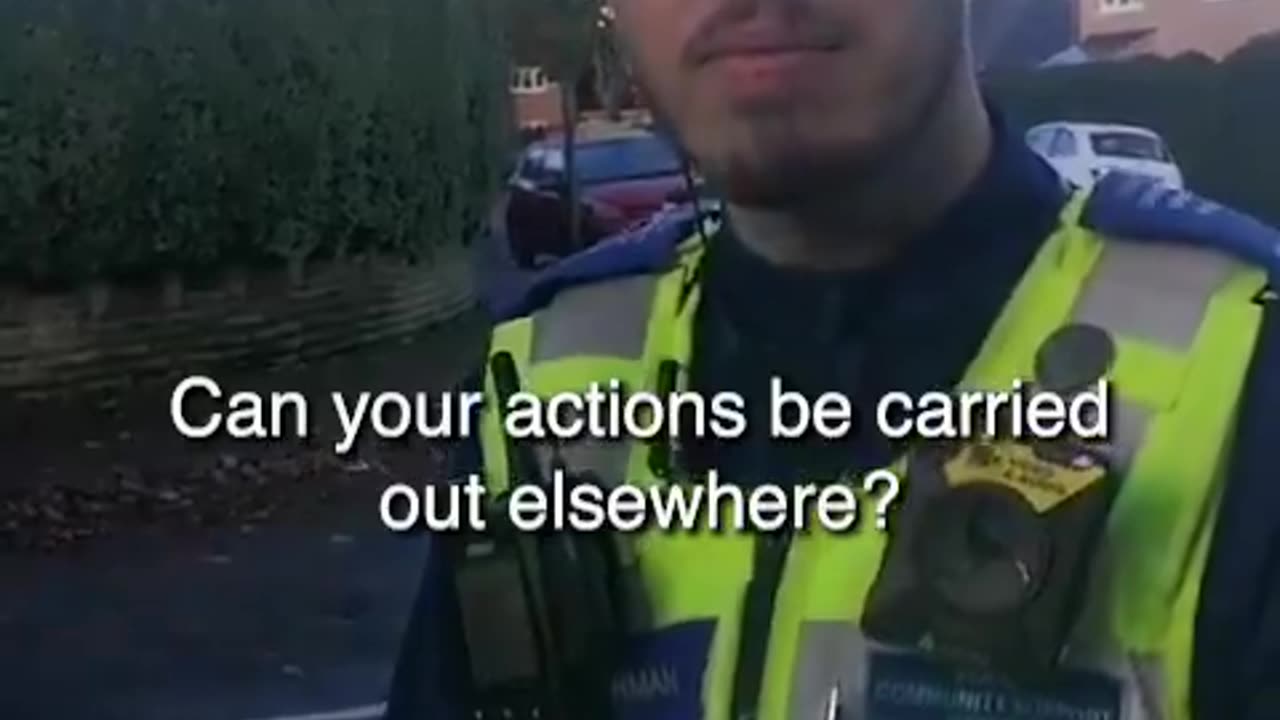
left=386, top=0, right=1280, bottom=718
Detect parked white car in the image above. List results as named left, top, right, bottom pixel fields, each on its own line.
left=1026, top=122, right=1184, bottom=190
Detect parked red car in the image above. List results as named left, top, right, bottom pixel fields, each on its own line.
left=504, top=128, right=694, bottom=268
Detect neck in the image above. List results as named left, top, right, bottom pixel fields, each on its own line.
left=726, top=69, right=993, bottom=271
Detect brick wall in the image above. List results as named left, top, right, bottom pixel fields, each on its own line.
left=0, top=252, right=475, bottom=399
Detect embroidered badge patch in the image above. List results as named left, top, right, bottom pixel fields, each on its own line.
left=866, top=651, right=1122, bottom=720
left=612, top=620, right=716, bottom=720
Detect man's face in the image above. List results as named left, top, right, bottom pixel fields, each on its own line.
left=612, top=0, right=967, bottom=206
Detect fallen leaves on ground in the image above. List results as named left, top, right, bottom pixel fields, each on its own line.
left=0, top=448, right=428, bottom=553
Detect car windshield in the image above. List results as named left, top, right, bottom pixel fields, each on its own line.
left=541, top=136, right=682, bottom=185
left=1090, top=131, right=1170, bottom=161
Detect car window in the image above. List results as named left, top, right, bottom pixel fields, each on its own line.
left=1026, top=128, right=1053, bottom=154
left=515, top=150, right=543, bottom=178
left=573, top=137, right=683, bottom=184
left=1090, top=131, right=1170, bottom=162
left=542, top=149, right=565, bottom=173
left=1048, top=128, right=1078, bottom=157
left=515, top=147, right=564, bottom=187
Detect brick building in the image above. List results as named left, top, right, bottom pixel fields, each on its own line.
left=511, top=66, right=562, bottom=131
left=1079, top=0, right=1280, bottom=60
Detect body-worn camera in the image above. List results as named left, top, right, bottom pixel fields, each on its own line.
left=449, top=352, right=647, bottom=720
left=862, top=324, right=1122, bottom=678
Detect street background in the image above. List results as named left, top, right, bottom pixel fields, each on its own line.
left=2, top=1, right=1278, bottom=719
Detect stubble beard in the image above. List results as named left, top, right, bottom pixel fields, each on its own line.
left=649, top=26, right=965, bottom=211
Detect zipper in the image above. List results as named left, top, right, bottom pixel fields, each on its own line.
left=729, top=528, right=793, bottom=720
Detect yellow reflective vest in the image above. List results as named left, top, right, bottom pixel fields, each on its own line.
left=476, top=186, right=1269, bottom=720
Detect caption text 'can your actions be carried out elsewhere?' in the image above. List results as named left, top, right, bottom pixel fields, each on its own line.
left=168, top=375, right=1111, bottom=533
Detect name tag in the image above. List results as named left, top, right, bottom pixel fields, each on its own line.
left=866, top=651, right=1122, bottom=720
left=612, top=620, right=715, bottom=720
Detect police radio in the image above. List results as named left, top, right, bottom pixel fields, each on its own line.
left=862, top=324, right=1123, bottom=678
left=450, top=351, right=645, bottom=720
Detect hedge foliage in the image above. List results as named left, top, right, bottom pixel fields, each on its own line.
left=988, top=34, right=1280, bottom=226
left=0, top=0, right=514, bottom=290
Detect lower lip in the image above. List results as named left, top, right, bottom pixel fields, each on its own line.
left=709, top=50, right=832, bottom=99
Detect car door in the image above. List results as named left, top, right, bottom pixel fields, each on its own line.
left=506, top=148, right=572, bottom=265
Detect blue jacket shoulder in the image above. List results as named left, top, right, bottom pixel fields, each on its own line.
left=492, top=204, right=705, bottom=321
left=1081, top=171, right=1280, bottom=279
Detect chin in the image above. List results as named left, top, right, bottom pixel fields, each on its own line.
left=709, top=138, right=891, bottom=208
left=693, top=110, right=894, bottom=206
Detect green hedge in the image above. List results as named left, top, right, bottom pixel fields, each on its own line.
left=987, top=34, right=1280, bottom=226
left=0, top=0, right=514, bottom=291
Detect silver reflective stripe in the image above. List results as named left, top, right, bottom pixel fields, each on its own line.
left=1068, top=239, right=1236, bottom=473
left=530, top=273, right=659, bottom=362
left=789, top=621, right=869, bottom=720
left=1071, top=241, right=1237, bottom=352
left=787, top=621, right=1163, bottom=720
left=522, top=272, right=660, bottom=485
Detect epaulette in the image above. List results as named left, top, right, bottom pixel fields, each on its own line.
left=493, top=203, right=706, bottom=320
left=1081, top=171, right=1280, bottom=279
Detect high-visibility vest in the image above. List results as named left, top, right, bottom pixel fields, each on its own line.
left=477, top=182, right=1270, bottom=720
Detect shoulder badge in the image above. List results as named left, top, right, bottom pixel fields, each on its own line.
left=493, top=203, right=708, bottom=320
left=1080, top=171, right=1280, bottom=279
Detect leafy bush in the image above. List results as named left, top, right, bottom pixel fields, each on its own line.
left=987, top=34, right=1280, bottom=226
left=0, top=0, right=514, bottom=291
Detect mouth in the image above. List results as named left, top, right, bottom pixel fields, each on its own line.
left=696, top=31, right=843, bottom=66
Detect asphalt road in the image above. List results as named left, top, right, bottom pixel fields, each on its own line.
left=0, top=522, right=427, bottom=720
left=0, top=229, right=532, bottom=720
